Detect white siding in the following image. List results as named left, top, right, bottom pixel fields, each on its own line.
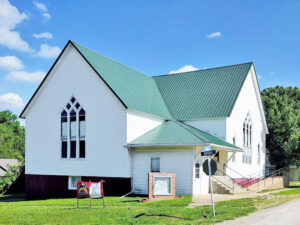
left=226, top=66, right=266, bottom=177
left=132, top=148, right=193, bottom=195
left=25, top=44, right=130, bottom=178
left=127, top=110, right=163, bottom=142
left=185, top=119, right=226, bottom=140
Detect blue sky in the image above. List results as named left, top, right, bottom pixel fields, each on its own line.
left=0, top=0, right=299, bottom=118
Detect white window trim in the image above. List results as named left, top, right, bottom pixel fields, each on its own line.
left=151, top=157, right=160, bottom=172
left=68, top=176, right=81, bottom=190
left=243, top=113, right=252, bottom=164
left=61, top=97, right=86, bottom=160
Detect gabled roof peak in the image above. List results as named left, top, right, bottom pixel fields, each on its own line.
left=20, top=40, right=255, bottom=121
left=153, top=62, right=253, bottom=78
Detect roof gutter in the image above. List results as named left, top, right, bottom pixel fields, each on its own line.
left=209, top=144, right=243, bottom=152
left=126, top=143, right=201, bottom=148
left=126, top=143, right=243, bottom=152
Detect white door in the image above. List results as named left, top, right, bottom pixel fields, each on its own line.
left=193, top=161, right=201, bottom=195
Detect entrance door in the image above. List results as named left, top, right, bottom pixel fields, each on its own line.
left=193, top=161, right=201, bottom=195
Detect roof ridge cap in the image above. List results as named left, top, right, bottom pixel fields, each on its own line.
left=152, top=62, right=253, bottom=78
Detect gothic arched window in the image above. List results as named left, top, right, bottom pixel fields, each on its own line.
left=242, top=113, right=252, bottom=164
left=61, top=97, right=85, bottom=159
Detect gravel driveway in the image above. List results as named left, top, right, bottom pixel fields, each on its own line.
left=216, top=198, right=300, bottom=225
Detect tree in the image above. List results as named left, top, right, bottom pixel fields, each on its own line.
left=0, top=110, right=25, bottom=160
left=261, top=86, right=300, bottom=169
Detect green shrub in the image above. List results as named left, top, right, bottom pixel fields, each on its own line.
left=0, top=161, right=23, bottom=194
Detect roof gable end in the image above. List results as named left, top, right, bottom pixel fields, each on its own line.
left=153, top=62, right=253, bottom=120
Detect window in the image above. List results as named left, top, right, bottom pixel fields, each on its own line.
left=257, top=144, right=261, bottom=165
left=68, top=176, right=81, bottom=190
left=61, top=110, right=68, bottom=158
left=61, top=97, right=86, bottom=159
left=153, top=176, right=172, bottom=195
left=232, top=137, right=236, bottom=162
left=243, top=113, right=252, bottom=164
left=195, top=162, right=200, bottom=178
left=151, top=158, right=160, bottom=172
left=79, top=108, right=86, bottom=158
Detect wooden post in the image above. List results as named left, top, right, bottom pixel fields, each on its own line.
left=89, top=180, right=92, bottom=208
left=101, top=180, right=105, bottom=208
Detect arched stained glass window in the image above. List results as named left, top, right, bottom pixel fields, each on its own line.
left=61, top=97, right=86, bottom=159
left=242, top=113, right=252, bottom=164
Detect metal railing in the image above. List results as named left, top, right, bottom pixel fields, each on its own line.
left=212, top=169, right=236, bottom=192
left=214, top=165, right=287, bottom=192
left=238, top=167, right=285, bottom=189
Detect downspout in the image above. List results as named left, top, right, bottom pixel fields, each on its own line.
left=120, top=146, right=134, bottom=198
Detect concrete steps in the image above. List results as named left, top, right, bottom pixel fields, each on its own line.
left=212, top=175, right=246, bottom=194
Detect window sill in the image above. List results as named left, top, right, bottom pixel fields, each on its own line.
left=60, top=158, right=86, bottom=160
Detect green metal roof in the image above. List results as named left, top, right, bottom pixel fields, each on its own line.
left=71, top=41, right=171, bottom=119
left=72, top=41, right=252, bottom=121
left=153, top=63, right=253, bottom=120
left=129, top=120, right=242, bottom=151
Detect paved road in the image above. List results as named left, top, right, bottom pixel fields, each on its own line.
left=216, top=198, right=300, bottom=225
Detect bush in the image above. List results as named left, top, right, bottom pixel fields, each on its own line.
left=0, top=161, right=24, bottom=194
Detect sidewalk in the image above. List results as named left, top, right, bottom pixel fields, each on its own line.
left=215, top=198, right=300, bottom=225
left=188, top=189, right=288, bottom=208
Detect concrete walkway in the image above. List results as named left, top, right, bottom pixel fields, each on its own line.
left=188, top=189, right=288, bottom=208
left=215, top=198, right=300, bottom=225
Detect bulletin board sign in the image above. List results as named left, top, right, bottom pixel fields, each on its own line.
left=76, top=181, right=105, bottom=208
left=148, top=172, right=176, bottom=201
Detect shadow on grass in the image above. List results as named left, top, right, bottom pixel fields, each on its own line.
left=289, top=184, right=300, bottom=188
left=121, top=199, right=145, bottom=203
left=0, top=193, right=25, bottom=202
left=134, top=212, right=191, bottom=220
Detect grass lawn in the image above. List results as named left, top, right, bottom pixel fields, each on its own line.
left=289, top=181, right=300, bottom=187
left=272, top=188, right=300, bottom=195
left=258, top=188, right=284, bottom=193
left=0, top=191, right=299, bottom=225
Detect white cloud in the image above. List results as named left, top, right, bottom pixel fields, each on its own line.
left=257, top=74, right=262, bottom=79
left=42, top=12, right=51, bottom=19
left=6, top=70, right=46, bottom=83
left=169, top=65, right=198, bottom=74
left=33, top=32, right=53, bottom=39
left=0, top=0, right=33, bottom=52
left=33, top=2, right=47, bottom=12
left=33, top=1, right=51, bottom=19
left=0, top=56, right=24, bottom=70
left=206, top=32, right=222, bottom=39
left=0, top=93, right=24, bottom=109
left=34, top=44, right=61, bottom=59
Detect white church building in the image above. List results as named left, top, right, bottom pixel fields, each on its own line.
left=20, top=41, right=268, bottom=199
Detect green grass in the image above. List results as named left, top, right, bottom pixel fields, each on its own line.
left=289, top=181, right=300, bottom=187
left=258, top=188, right=284, bottom=193
left=0, top=195, right=256, bottom=225
left=272, top=188, right=300, bottom=195
left=0, top=193, right=299, bottom=225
